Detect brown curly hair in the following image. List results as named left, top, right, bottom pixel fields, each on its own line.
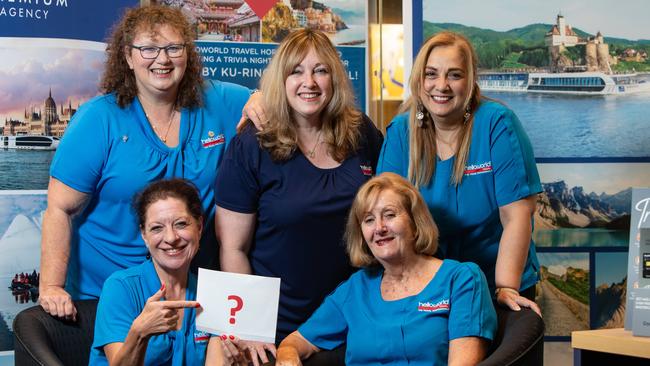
left=100, top=5, right=203, bottom=108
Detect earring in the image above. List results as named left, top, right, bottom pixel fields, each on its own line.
left=463, top=105, right=471, bottom=124
left=416, top=104, right=425, bottom=127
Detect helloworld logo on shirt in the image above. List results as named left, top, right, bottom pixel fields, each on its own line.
left=417, top=298, right=450, bottom=313
left=194, top=330, right=210, bottom=343
left=464, top=161, right=492, bottom=176
left=201, top=131, right=225, bottom=148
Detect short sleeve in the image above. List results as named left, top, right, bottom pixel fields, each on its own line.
left=297, top=279, right=351, bottom=350
left=92, top=276, right=140, bottom=353
left=448, top=262, right=497, bottom=341
left=214, top=126, right=261, bottom=213
left=50, top=100, right=109, bottom=194
left=377, top=113, right=409, bottom=177
left=490, top=108, right=542, bottom=206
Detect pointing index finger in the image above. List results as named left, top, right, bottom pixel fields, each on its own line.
left=161, top=300, right=201, bottom=309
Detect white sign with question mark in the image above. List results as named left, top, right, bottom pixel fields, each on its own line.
left=196, top=268, right=281, bottom=343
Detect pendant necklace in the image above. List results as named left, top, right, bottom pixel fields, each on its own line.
left=148, top=109, right=176, bottom=143
left=306, top=129, right=323, bottom=159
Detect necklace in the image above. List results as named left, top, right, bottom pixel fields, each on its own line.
left=147, top=109, right=176, bottom=143
left=305, top=129, right=323, bottom=159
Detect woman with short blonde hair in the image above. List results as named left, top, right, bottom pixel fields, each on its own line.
left=346, top=172, right=438, bottom=267
left=276, top=173, right=497, bottom=365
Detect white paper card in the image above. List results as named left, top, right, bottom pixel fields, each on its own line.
left=196, top=268, right=280, bottom=343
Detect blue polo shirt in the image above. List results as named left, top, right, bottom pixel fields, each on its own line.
left=50, top=80, right=249, bottom=299
left=215, top=117, right=383, bottom=341
left=299, top=260, right=497, bottom=366
left=90, top=260, right=209, bottom=365
left=377, top=100, right=541, bottom=292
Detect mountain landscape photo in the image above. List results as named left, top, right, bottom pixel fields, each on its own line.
left=423, top=21, right=650, bottom=73
left=594, top=276, right=626, bottom=329
left=535, top=181, right=631, bottom=230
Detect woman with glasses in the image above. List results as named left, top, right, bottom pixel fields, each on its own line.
left=39, top=5, right=257, bottom=322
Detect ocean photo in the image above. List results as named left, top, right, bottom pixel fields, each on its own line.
left=0, top=192, right=45, bottom=351
left=0, top=150, right=53, bottom=190
left=486, top=91, right=650, bottom=159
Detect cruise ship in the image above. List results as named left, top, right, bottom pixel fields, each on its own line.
left=478, top=72, right=650, bottom=95
left=1, top=135, right=60, bottom=150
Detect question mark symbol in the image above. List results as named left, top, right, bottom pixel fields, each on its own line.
left=227, top=295, right=243, bottom=324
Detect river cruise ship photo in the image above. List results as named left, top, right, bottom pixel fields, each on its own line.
left=1, top=135, right=60, bottom=151
left=478, top=71, right=650, bottom=95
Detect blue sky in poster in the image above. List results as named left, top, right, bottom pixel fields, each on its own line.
left=595, top=252, right=627, bottom=287
left=538, top=163, right=650, bottom=195
left=0, top=0, right=138, bottom=42
left=197, top=42, right=366, bottom=110
left=0, top=194, right=46, bottom=236
left=423, top=0, right=650, bottom=40
left=0, top=46, right=104, bottom=121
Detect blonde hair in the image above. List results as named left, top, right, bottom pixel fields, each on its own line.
left=402, top=31, right=481, bottom=187
left=256, top=28, right=361, bottom=162
left=346, top=172, right=439, bottom=267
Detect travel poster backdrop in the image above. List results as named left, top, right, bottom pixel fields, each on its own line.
left=151, top=0, right=368, bottom=109
left=0, top=0, right=369, bottom=357
left=0, top=0, right=139, bottom=357
left=414, top=0, right=650, bottom=338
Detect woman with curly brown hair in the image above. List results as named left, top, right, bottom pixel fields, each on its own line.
left=215, top=28, right=383, bottom=364
left=39, top=5, right=253, bottom=321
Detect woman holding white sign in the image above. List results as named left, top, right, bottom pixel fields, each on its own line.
left=276, top=173, right=497, bottom=366
left=90, top=179, right=241, bottom=365
left=215, top=28, right=383, bottom=364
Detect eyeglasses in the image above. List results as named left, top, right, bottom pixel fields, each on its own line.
left=130, top=44, right=186, bottom=59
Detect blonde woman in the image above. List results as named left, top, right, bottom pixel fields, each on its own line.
left=276, top=173, right=497, bottom=366
left=215, top=28, right=383, bottom=364
left=378, top=31, right=542, bottom=315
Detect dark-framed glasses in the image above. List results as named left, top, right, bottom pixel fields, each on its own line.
left=131, top=44, right=185, bottom=59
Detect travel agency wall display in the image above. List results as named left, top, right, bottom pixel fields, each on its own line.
left=150, top=0, right=368, bottom=110
left=0, top=0, right=139, bottom=358
left=411, top=0, right=650, bottom=339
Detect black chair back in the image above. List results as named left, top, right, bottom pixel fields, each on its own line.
left=13, top=300, right=98, bottom=366
left=478, top=306, right=545, bottom=366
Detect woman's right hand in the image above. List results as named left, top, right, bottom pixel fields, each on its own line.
left=131, top=283, right=200, bottom=338
left=275, top=346, right=303, bottom=366
left=238, top=340, right=276, bottom=366
left=238, top=90, right=267, bottom=131
left=39, top=285, right=77, bottom=321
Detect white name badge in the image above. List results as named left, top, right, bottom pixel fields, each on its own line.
left=196, top=268, right=281, bottom=343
